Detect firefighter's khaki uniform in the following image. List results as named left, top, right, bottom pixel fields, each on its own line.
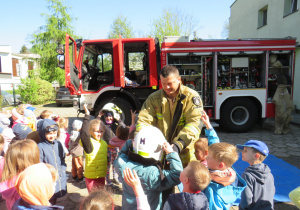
left=136, top=84, right=203, bottom=167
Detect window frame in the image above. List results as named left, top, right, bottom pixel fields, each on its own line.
left=284, top=0, right=299, bottom=17
left=258, top=5, right=268, bottom=29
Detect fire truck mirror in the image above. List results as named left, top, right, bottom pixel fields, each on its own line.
left=56, top=44, right=65, bottom=55
left=57, top=55, right=65, bottom=69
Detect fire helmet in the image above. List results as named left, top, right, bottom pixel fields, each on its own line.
left=133, top=126, right=167, bottom=161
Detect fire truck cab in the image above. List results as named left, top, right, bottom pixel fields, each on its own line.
left=62, top=34, right=296, bottom=132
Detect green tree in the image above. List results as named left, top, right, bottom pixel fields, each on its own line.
left=107, top=15, right=134, bottom=39
left=150, top=8, right=198, bottom=44
left=30, top=0, right=76, bottom=86
left=20, top=45, right=30, bottom=54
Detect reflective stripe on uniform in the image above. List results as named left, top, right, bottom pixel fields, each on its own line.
left=184, top=124, right=199, bottom=136
left=156, top=113, right=163, bottom=120
left=178, top=114, right=186, bottom=125
left=179, top=148, right=196, bottom=167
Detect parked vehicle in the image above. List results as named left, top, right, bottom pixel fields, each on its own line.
left=1, top=91, right=21, bottom=106
left=58, top=34, right=296, bottom=132
left=55, top=86, right=75, bottom=107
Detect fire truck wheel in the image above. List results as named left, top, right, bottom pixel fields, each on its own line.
left=94, top=97, right=134, bottom=126
left=220, top=98, right=257, bottom=132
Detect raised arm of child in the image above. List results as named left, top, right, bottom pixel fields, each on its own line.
left=129, top=110, right=137, bottom=133
left=80, top=104, right=93, bottom=154
left=123, top=168, right=150, bottom=210
left=201, top=111, right=220, bottom=145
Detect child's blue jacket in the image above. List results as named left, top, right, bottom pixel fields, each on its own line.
left=204, top=170, right=247, bottom=210
left=205, top=128, right=220, bottom=145
left=114, top=139, right=183, bottom=210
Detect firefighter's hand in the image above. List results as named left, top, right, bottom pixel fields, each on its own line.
left=83, top=103, right=90, bottom=116
left=201, top=110, right=212, bottom=130
left=163, top=141, right=173, bottom=154
left=131, top=110, right=137, bottom=125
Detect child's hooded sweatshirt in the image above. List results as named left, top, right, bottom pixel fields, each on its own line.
left=37, top=119, right=67, bottom=199
left=239, top=163, right=275, bottom=210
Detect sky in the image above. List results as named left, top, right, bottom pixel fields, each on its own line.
left=0, top=0, right=236, bottom=54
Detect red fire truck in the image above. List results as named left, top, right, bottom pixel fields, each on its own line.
left=59, top=34, right=296, bottom=132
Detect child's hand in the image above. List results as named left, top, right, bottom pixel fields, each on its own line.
left=115, top=113, right=121, bottom=121
left=83, top=104, right=90, bottom=116
left=97, top=110, right=104, bottom=118
left=123, top=168, right=143, bottom=197
left=201, top=111, right=212, bottom=129
left=131, top=110, right=137, bottom=125
left=163, top=141, right=173, bottom=154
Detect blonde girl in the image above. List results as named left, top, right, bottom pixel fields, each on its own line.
left=81, top=104, right=107, bottom=193
left=57, top=117, right=70, bottom=155
left=0, top=139, right=40, bottom=210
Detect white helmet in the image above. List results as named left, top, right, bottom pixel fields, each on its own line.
left=133, top=126, right=167, bottom=161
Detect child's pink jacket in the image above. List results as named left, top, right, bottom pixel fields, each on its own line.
left=109, top=136, right=126, bottom=150
left=0, top=176, right=20, bottom=210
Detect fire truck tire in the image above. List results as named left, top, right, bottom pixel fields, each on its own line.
left=220, top=98, right=257, bottom=132
left=94, top=97, right=134, bottom=126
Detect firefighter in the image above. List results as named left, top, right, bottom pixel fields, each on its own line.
left=136, top=65, right=203, bottom=168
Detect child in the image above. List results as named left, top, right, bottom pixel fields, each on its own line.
left=124, top=160, right=211, bottom=210
left=109, top=125, right=130, bottom=150
left=12, top=163, right=64, bottom=210
left=69, top=119, right=84, bottom=182
left=37, top=119, right=67, bottom=204
left=0, top=135, right=4, bottom=179
left=194, top=111, right=220, bottom=166
left=204, top=142, right=247, bottom=210
left=11, top=107, right=28, bottom=128
left=80, top=189, right=114, bottom=210
left=106, top=125, right=130, bottom=187
left=114, top=126, right=183, bottom=210
left=289, top=186, right=300, bottom=208
left=57, top=117, right=70, bottom=155
left=38, top=110, right=60, bottom=123
left=236, top=140, right=275, bottom=210
left=24, top=108, right=36, bottom=131
left=81, top=104, right=108, bottom=192
left=0, top=139, right=40, bottom=210
left=0, top=113, right=15, bottom=153
left=11, top=123, right=33, bottom=142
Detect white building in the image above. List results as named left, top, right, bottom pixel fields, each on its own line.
left=0, top=45, right=40, bottom=91
left=229, top=0, right=300, bottom=111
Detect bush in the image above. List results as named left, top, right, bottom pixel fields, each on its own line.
left=19, top=77, right=54, bottom=105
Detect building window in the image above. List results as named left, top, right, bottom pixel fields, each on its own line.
left=284, top=0, right=299, bottom=16
left=258, top=6, right=268, bottom=28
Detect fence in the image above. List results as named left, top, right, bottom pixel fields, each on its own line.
left=0, top=83, right=21, bottom=108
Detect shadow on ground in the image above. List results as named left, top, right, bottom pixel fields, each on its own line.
left=43, top=103, right=73, bottom=108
